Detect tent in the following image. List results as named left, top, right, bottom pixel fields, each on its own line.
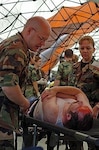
left=0, top=0, right=99, bottom=73
left=41, top=1, right=99, bottom=73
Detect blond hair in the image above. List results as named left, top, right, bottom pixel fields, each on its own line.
left=79, top=36, right=95, bottom=47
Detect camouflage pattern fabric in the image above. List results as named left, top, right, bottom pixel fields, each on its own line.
left=25, top=64, right=42, bottom=98
left=0, top=97, right=19, bottom=131
left=0, top=127, right=14, bottom=150
left=70, top=57, right=99, bottom=105
left=68, top=58, right=99, bottom=150
left=55, top=61, right=73, bottom=86
left=0, top=32, right=30, bottom=149
left=0, top=32, right=29, bottom=90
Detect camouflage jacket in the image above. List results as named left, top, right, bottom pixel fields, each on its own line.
left=25, top=64, right=42, bottom=98
left=55, top=61, right=73, bottom=86
left=71, top=57, right=99, bottom=104
left=0, top=32, right=29, bottom=130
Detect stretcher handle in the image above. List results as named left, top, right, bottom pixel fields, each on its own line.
left=23, top=115, right=99, bottom=146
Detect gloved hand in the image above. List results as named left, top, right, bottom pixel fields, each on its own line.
left=37, top=78, right=47, bottom=85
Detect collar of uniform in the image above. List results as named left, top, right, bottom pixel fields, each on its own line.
left=17, top=32, right=28, bottom=52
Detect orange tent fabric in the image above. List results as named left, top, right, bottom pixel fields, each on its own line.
left=41, top=1, right=99, bottom=73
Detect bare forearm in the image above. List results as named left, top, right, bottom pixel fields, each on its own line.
left=33, top=81, right=40, bottom=96
left=55, top=86, right=90, bottom=104
left=2, top=85, right=30, bottom=110
left=56, top=93, right=76, bottom=99
left=53, top=86, right=82, bottom=95
left=41, top=86, right=83, bottom=102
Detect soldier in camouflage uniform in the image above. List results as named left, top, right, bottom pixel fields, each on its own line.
left=69, top=36, right=99, bottom=150
left=25, top=54, right=47, bottom=100
left=54, top=49, right=74, bottom=86
left=0, top=16, right=51, bottom=150
left=23, top=54, right=47, bottom=148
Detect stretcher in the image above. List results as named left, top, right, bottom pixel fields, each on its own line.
left=16, top=114, right=99, bottom=150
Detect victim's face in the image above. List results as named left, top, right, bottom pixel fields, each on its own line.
left=64, top=101, right=83, bottom=114
left=63, top=101, right=83, bottom=122
left=63, top=101, right=92, bottom=122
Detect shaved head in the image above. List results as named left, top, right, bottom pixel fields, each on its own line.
left=21, top=16, right=51, bottom=52
left=24, top=16, right=51, bottom=37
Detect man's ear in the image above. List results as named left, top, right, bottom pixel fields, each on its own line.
left=66, top=113, right=71, bottom=120
left=28, top=27, right=34, bottom=34
left=93, top=47, right=95, bottom=53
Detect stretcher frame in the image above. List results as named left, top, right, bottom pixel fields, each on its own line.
left=15, top=114, right=99, bottom=150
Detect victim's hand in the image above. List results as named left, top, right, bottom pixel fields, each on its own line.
left=41, top=88, right=56, bottom=102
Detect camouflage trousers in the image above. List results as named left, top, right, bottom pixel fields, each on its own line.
left=0, top=96, right=19, bottom=150
left=0, top=127, right=14, bottom=150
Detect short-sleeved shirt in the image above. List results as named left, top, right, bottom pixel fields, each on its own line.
left=0, top=32, right=29, bottom=130
left=0, top=32, right=29, bottom=91
left=55, top=61, right=73, bottom=86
